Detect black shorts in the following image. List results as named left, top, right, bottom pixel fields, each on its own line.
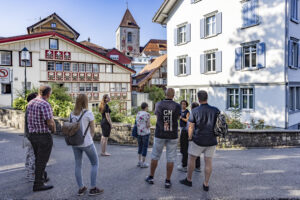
left=101, top=122, right=111, bottom=137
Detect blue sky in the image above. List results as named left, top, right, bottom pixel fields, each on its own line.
left=0, top=0, right=166, bottom=48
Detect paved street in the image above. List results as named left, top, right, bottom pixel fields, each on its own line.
left=0, top=126, right=300, bottom=200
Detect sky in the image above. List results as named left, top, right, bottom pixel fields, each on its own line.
left=0, top=0, right=166, bottom=49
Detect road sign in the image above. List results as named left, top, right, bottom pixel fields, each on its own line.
left=0, top=67, right=11, bottom=83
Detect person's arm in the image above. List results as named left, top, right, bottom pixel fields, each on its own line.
left=90, top=120, right=95, bottom=137
left=181, top=112, right=190, bottom=123
left=146, top=114, right=151, bottom=128
left=43, top=104, right=56, bottom=133
left=106, top=112, right=113, bottom=126
left=46, top=118, right=56, bottom=133
left=188, top=122, right=195, bottom=140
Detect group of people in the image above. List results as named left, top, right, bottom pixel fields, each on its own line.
left=23, top=85, right=220, bottom=196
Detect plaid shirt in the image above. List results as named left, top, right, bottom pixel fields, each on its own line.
left=27, top=97, right=53, bottom=133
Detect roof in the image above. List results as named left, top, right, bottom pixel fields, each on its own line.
left=27, top=13, right=80, bottom=40
left=80, top=40, right=107, bottom=55
left=143, top=51, right=161, bottom=57
left=142, top=39, right=167, bottom=56
left=0, top=31, right=135, bottom=73
left=138, top=54, right=167, bottom=75
left=118, top=9, right=140, bottom=29
left=106, top=48, right=132, bottom=65
left=152, top=0, right=179, bottom=25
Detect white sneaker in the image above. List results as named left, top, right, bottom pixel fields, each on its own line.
left=140, top=162, right=149, bottom=168
left=177, top=165, right=187, bottom=172
left=137, top=161, right=142, bottom=167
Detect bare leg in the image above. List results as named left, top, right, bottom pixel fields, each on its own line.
left=204, top=157, right=213, bottom=186
left=166, top=162, right=174, bottom=181
left=139, top=154, right=142, bottom=162
left=101, top=137, right=110, bottom=156
left=187, top=154, right=197, bottom=181
left=142, top=156, right=146, bottom=163
left=150, top=159, right=158, bottom=177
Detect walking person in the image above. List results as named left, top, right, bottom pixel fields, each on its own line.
left=190, top=102, right=201, bottom=172
left=99, top=94, right=112, bottom=156
left=27, top=86, right=55, bottom=192
left=180, top=90, right=220, bottom=192
left=136, top=102, right=151, bottom=168
left=24, top=92, right=38, bottom=182
left=177, top=100, right=190, bottom=172
left=70, top=94, right=103, bottom=196
left=145, top=88, right=181, bottom=188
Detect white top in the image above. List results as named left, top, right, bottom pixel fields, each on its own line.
left=136, top=111, right=151, bottom=136
left=70, top=109, right=94, bottom=147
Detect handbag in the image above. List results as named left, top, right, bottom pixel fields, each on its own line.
left=131, top=120, right=138, bottom=138
left=63, top=110, right=90, bottom=146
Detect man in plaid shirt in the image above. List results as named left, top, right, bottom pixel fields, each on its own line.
left=27, top=85, right=56, bottom=192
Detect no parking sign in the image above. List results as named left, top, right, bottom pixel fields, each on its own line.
left=0, top=67, right=10, bottom=83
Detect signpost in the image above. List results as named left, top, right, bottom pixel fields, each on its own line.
left=0, top=67, right=13, bottom=107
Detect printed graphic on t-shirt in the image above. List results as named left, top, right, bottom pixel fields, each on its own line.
left=163, top=110, right=173, bottom=132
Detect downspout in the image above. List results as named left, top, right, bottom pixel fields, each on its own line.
left=284, top=0, right=289, bottom=129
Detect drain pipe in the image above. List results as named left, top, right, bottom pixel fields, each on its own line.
left=284, top=0, right=289, bottom=129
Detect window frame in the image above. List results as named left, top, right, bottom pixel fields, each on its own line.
left=241, top=88, right=254, bottom=110
left=226, top=87, right=254, bottom=110
left=290, top=39, right=299, bottom=68
left=227, top=88, right=240, bottom=109
left=51, top=23, right=57, bottom=28
left=49, top=38, right=59, bottom=50
left=178, top=25, right=187, bottom=44
left=79, top=63, right=85, bottom=72
left=55, top=62, right=63, bottom=71
left=106, top=64, right=113, bottom=73
left=0, top=50, right=12, bottom=66
left=47, top=61, right=55, bottom=71
left=291, top=0, right=299, bottom=23
left=86, top=64, right=93, bottom=72
left=205, top=52, right=216, bottom=72
left=242, top=44, right=257, bottom=70
left=63, top=62, right=71, bottom=71
left=178, top=57, right=187, bottom=75
left=1, top=83, right=11, bottom=94
left=127, top=32, right=132, bottom=43
left=242, top=0, right=260, bottom=29
left=205, top=15, right=216, bottom=37
left=19, top=51, right=32, bottom=67
left=72, top=63, right=78, bottom=72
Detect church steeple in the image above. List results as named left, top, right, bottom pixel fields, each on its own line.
left=116, top=8, right=140, bottom=57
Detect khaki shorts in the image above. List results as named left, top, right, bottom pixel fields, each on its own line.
left=188, top=141, right=216, bottom=158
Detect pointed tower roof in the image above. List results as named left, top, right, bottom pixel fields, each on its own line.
left=119, top=9, right=140, bottom=29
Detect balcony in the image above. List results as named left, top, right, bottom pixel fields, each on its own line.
left=151, top=78, right=167, bottom=85
left=47, top=71, right=100, bottom=82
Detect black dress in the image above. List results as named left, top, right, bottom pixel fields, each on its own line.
left=101, top=104, right=112, bottom=137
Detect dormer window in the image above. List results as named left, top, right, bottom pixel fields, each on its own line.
left=51, top=23, right=56, bottom=28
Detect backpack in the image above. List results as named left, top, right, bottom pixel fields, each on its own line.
left=62, top=110, right=90, bottom=146
left=214, top=113, right=228, bottom=137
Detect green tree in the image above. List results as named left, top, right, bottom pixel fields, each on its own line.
left=146, top=86, right=165, bottom=110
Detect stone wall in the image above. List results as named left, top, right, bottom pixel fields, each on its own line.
left=1, top=108, right=300, bottom=148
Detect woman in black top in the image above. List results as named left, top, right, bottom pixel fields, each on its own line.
left=99, top=94, right=112, bottom=156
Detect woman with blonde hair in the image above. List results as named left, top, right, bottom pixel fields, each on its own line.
left=99, top=94, right=112, bottom=156
left=70, top=94, right=103, bottom=196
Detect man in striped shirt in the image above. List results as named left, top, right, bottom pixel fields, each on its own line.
left=27, top=85, right=56, bottom=192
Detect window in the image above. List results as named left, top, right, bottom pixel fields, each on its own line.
left=180, top=89, right=188, bottom=100
left=179, top=57, right=187, bottom=75
left=51, top=23, right=56, bottom=28
left=0, top=51, right=12, bottom=66
left=128, top=32, right=132, bottom=43
left=79, top=63, right=85, bottom=72
left=63, top=63, right=70, bottom=71
left=243, top=44, right=257, bottom=69
left=110, top=55, right=119, bottom=60
left=1, top=83, right=11, bottom=94
left=49, top=39, right=58, bottom=50
left=290, top=87, right=296, bottom=111
left=19, top=52, right=32, bottom=67
left=178, top=25, right=186, bottom=44
left=115, top=83, right=121, bottom=92
left=205, top=15, right=216, bottom=37
left=241, top=88, right=254, bottom=109
left=289, top=39, right=299, bottom=69
left=93, top=83, right=99, bottom=92
left=106, top=65, right=113, bottom=73
left=206, top=53, right=216, bottom=72
left=110, top=83, right=115, bottom=92
left=227, top=88, right=240, bottom=109
left=122, top=83, right=127, bottom=92
left=190, top=89, right=197, bottom=104
left=64, top=83, right=71, bottom=92
left=100, top=64, right=106, bottom=73
left=291, top=0, right=299, bottom=22
left=47, top=61, right=55, bottom=71
left=86, top=64, right=93, bottom=72
left=242, top=0, right=259, bottom=28
left=297, top=88, right=300, bottom=110
left=93, top=64, right=99, bottom=72
left=79, top=83, right=85, bottom=92
left=72, top=83, right=79, bottom=92
left=85, top=83, right=92, bottom=92
left=56, top=62, right=63, bottom=71
left=72, top=63, right=78, bottom=72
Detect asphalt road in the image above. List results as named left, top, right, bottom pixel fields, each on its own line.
left=0, top=126, right=300, bottom=200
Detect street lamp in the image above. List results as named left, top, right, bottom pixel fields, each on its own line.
left=21, top=47, right=30, bottom=98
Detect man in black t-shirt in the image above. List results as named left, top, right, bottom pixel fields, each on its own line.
left=145, top=88, right=181, bottom=189
left=180, top=90, right=220, bottom=192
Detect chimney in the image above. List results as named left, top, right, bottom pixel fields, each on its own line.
left=88, top=37, right=90, bottom=42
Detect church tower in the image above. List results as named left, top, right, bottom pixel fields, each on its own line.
left=116, top=9, right=140, bottom=57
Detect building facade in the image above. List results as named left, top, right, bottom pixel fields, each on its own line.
left=153, top=0, right=300, bottom=129
left=0, top=14, right=135, bottom=112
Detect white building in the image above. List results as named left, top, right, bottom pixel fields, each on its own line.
left=153, top=0, right=300, bottom=129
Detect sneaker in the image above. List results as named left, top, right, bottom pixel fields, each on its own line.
left=145, top=176, right=154, bottom=184
left=28, top=176, right=35, bottom=182
left=140, top=162, right=149, bottom=168
left=180, top=178, right=193, bottom=187
left=177, top=165, right=187, bottom=172
left=165, top=180, right=172, bottom=189
left=203, top=184, right=209, bottom=192
left=88, top=187, right=104, bottom=196
left=137, top=161, right=142, bottom=167
left=77, top=186, right=87, bottom=196
left=194, top=168, right=201, bottom=173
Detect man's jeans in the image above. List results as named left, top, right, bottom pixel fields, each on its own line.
left=29, top=133, right=53, bottom=186
left=72, top=144, right=99, bottom=188
left=137, top=135, right=150, bottom=157
left=180, top=128, right=200, bottom=168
